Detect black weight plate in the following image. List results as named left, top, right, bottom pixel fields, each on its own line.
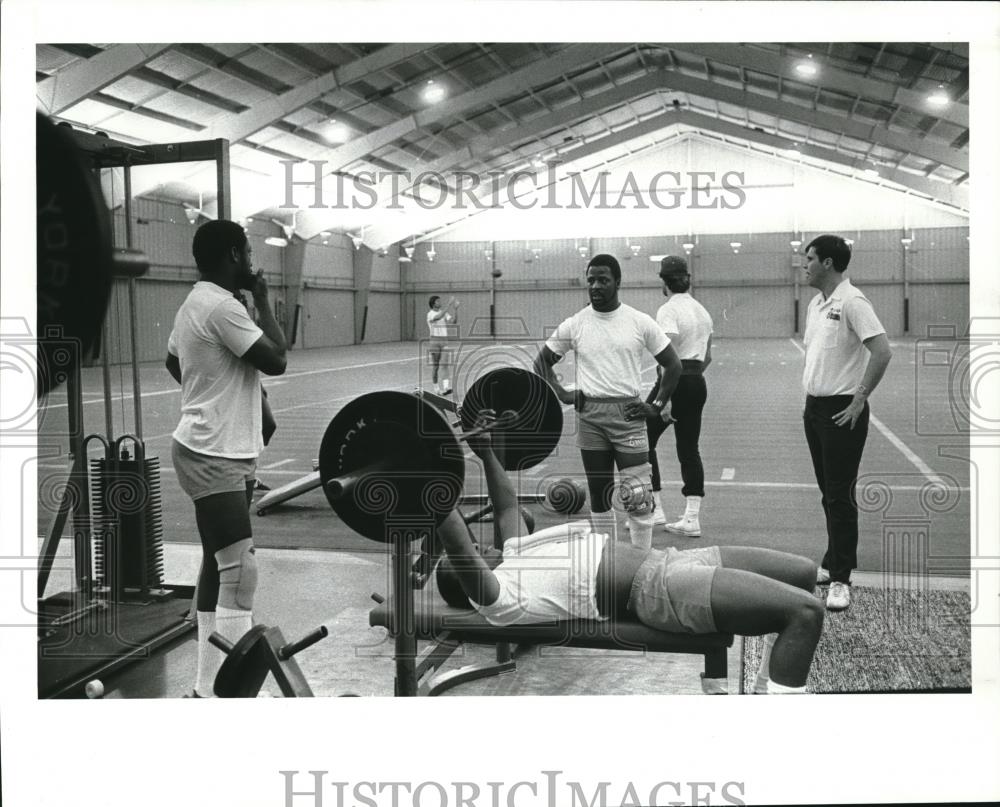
left=214, top=625, right=270, bottom=698
left=318, top=391, right=465, bottom=543
left=459, top=368, right=563, bottom=471
left=36, top=113, right=114, bottom=396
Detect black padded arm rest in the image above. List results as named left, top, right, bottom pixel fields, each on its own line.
left=369, top=600, right=733, bottom=654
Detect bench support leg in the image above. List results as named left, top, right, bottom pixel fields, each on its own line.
left=704, top=646, right=728, bottom=681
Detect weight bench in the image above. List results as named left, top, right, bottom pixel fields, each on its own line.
left=368, top=596, right=734, bottom=696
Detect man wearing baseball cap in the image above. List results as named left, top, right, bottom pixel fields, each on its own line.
left=646, top=255, right=714, bottom=537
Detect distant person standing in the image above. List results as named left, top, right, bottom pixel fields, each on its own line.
left=801, top=234, right=892, bottom=612
left=427, top=295, right=459, bottom=395
left=646, top=255, right=714, bottom=538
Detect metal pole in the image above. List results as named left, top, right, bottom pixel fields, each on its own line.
left=215, top=139, right=231, bottom=219
left=489, top=242, right=496, bottom=338
left=390, top=535, right=418, bottom=697
left=101, top=314, right=115, bottom=440
left=123, top=163, right=143, bottom=441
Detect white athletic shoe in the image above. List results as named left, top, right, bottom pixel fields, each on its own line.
left=651, top=508, right=666, bottom=526
left=816, top=567, right=831, bottom=585
left=826, top=581, right=851, bottom=611
left=665, top=515, right=701, bottom=537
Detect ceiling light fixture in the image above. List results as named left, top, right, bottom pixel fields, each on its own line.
left=790, top=239, right=802, bottom=252
left=422, top=80, right=446, bottom=103
left=795, top=55, right=818, bottom=77
left=730, top=241, right=742, bottom=254
left=682, top=242, right=695, bottom=253
left=324, top=120, right=350, bottom=143
left=265, top=236, right=288, bottom=248
left=927, top=85, right=950, bottom=107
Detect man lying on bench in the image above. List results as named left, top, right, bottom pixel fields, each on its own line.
left=434, top=410, right=825, bottom=694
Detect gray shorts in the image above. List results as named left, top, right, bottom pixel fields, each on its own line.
left=577, top=398, right=649, bottom=453
left=627, top=545, right=723, bottom=634
left=172, top=440, right=257, bottom=501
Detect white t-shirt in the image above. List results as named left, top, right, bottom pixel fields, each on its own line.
left=802, top=278, right=886, bottom=396
left=427, top=309, right=454, bottom=339
left=167, top=281, right=264, bottom=458
left=474, top=522, right=609, bottom=626
left=545, top=304, right=670, bottom=397
left=655, top=293, right=713, bottom=361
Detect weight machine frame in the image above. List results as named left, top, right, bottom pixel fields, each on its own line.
left=37, top=127, right=230, bottom=698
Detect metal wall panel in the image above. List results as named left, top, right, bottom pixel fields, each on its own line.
left=101, top=278, right=194, bottom=364
left=696, top=286, right=792, bottom=337
left=300, top=288, right=354, bottom=348
left=908, top=284, right=970, bottom=337
left=908, top=227, right=969, bottom=282
left=303, top=238, right=353, bottom=281
left=370, top=247, right=401, bottom=286
left=363, top=292, right=402, bottom=343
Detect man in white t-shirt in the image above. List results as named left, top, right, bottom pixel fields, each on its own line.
left=646, top=255, right=715, bottom=538
left=534, top=254, right=682, bottom=551
left=165, top=219, right=288, bottom=697
left=426, top=294, right=459, bottom=394
left=801, top=234, right=892, bottom=612
left=433, top=410, right=825, bottom=695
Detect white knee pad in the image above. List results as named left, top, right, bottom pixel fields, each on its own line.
left=618, top=464, right=655, bottom=516
left=215, top=538, right=258, bottom=611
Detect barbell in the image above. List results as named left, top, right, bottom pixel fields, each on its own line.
left=317, top=367, right=563, bottom=543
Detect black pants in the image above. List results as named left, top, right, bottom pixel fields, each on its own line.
left=646, top=374, right=707, bottom=497
left=803, top=395, right=870, bottom=584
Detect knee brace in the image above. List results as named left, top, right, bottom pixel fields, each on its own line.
left=618, top=465, right=655, bottom=516
left=215, top=538, right=258, bottom=611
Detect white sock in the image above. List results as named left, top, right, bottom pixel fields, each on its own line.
left=685, top=496, right=702, bottom=518
left=589, top=510, right=616, bottom=541
left=767, top=679, right=808, bottom=694
left=700, top=673, right=729, bottom=695
left=215, top=605, right=254, bottom=645
left=195, top=610, right=219, bottom=698
left=628, top=512, right=654, bottom=551
left=753, top=633, right=778, bottom=694
left=658, top=490, right=672, bottom=516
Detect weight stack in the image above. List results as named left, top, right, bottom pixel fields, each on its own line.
left=90, top=454, right=166, bottom=600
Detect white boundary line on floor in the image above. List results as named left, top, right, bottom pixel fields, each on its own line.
left=39, top=463, right=964, bottom=492
left=788, top=338, right=945, bottom=486
left=41, top=355, right=423, bottom=411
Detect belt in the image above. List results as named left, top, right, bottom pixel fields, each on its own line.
left=680, top=359, right=704, bottom=375
left=583, top=395, right=639, bottom=403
